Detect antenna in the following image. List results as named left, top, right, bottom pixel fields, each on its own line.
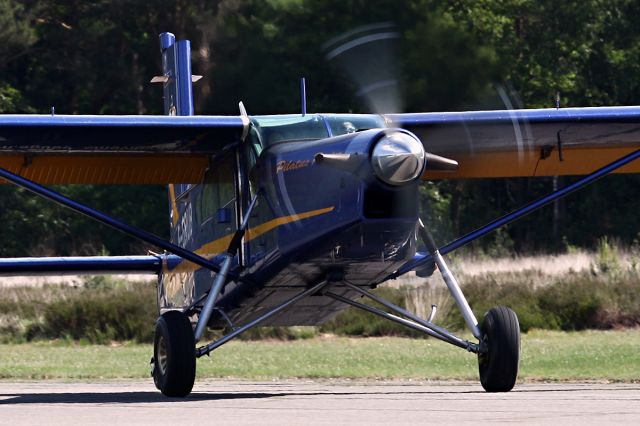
left=300, top=77, right=307, bottom=116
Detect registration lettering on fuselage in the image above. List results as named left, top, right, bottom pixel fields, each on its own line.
left=276, top=160, right=310, bottom=173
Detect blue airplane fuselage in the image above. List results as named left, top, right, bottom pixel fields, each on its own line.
left=159, top=114, right=421, bottom=326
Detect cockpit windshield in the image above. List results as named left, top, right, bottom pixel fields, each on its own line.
left=249, top=113, right=387, bottom=151
left=322, top=114, right=387, bottom=136
left=251, top=115, right=328, bottom=147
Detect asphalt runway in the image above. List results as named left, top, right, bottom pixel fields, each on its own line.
left=0, top=380, right=639, bottom=425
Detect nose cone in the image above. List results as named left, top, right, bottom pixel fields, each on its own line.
left=371, top=132, right=426, bottom=185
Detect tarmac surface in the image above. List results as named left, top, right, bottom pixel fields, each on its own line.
left=0, top=380, right=639, bottom=425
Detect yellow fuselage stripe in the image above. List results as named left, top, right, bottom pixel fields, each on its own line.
left=166, top=206, right=335, bottom=274
left=168, top=184, right=179, bottom=226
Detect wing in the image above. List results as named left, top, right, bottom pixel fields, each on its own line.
left=386, top=106, right=640, bottom=179
left=0, top=115, right=245, bottom=184
left=0, top=254, right=187, bottom=276
left=0, top=255, right=161, bottom=276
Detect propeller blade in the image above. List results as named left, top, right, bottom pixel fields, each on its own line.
left=424, top=152, right=458, bottom=171
left=324, top=22, right=403, bottom=114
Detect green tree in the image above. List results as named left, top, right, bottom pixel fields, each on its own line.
left=0, top=0, right=37, bottom=113
left=2, top=0, right=640, bottom=256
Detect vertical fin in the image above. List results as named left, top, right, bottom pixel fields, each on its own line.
left=158, top=32, right=198, bottom=245
left=159, top=32, right=194, bottom=117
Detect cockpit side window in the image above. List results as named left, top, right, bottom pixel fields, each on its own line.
left=250, top=126, right=263, bottom=157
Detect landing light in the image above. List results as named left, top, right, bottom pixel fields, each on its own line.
left=371, top=132, right=426, bottom=185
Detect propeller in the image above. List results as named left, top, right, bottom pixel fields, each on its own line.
left=323, top=23, right=533, bottom=173
left=323, top=22, right=460, bottom=174
left=323, top=22, right=403, bottom=115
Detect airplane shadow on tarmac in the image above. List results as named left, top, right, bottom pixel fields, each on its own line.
left=0, top=392, right=278, bottom=404
left=0, top=385, right=637, bottom=405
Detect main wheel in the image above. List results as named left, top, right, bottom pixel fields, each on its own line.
left=478, top=306, right=520, bottom=392
left=153, top=311, right=196, bottom=397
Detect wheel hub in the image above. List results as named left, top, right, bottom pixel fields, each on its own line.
left=477, top=334, right=488, bottom=365
left=157, top=335, right=168, bottom=375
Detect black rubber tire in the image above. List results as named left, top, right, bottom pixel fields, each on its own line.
left=478, top=306, right=520, bottom=392
left=153, top=311, right=196, bottom=397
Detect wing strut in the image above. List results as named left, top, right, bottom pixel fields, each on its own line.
left=193, top=193, right=259, bottom=342
left=388, top=148, right=640, bottom=281
left=0, top=166, right=242, bottom=281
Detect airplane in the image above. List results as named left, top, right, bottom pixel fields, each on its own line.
left=1, top=31, right=640, bottom=397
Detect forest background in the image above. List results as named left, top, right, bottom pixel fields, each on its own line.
left=2, top=0, right=640, bottom=258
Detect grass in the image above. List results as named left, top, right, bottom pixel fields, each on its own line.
left=0, top=330, right=638, bottom=382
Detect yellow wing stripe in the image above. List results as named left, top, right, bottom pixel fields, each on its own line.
left=424, top=146, right=640, bottom=179
left=0, top=154, right=209, bottom=184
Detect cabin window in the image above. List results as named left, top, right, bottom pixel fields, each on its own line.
left=198, top=153, right=237, bottom=235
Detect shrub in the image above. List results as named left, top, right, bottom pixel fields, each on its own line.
left=27, top=280, right=157, bottom=343
left=537, top=278, right=603, bottom=330
left=455, top=269, right=640, bottom=332
left=319, top=287, right=422, bottom=337
left=238, top=326, right=318, bottom=341
left=2, top=263, right=638, bottom=343
left=455, top=279, right=558, bottom=332
left=591, top=237, right=622, bottom=275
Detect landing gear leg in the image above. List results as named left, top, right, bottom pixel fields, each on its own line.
left=478, top=306, right=520, bottom=392
left=417, top=221, right=520, bottom=391
left=153, top=311, right=196, bottom=397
